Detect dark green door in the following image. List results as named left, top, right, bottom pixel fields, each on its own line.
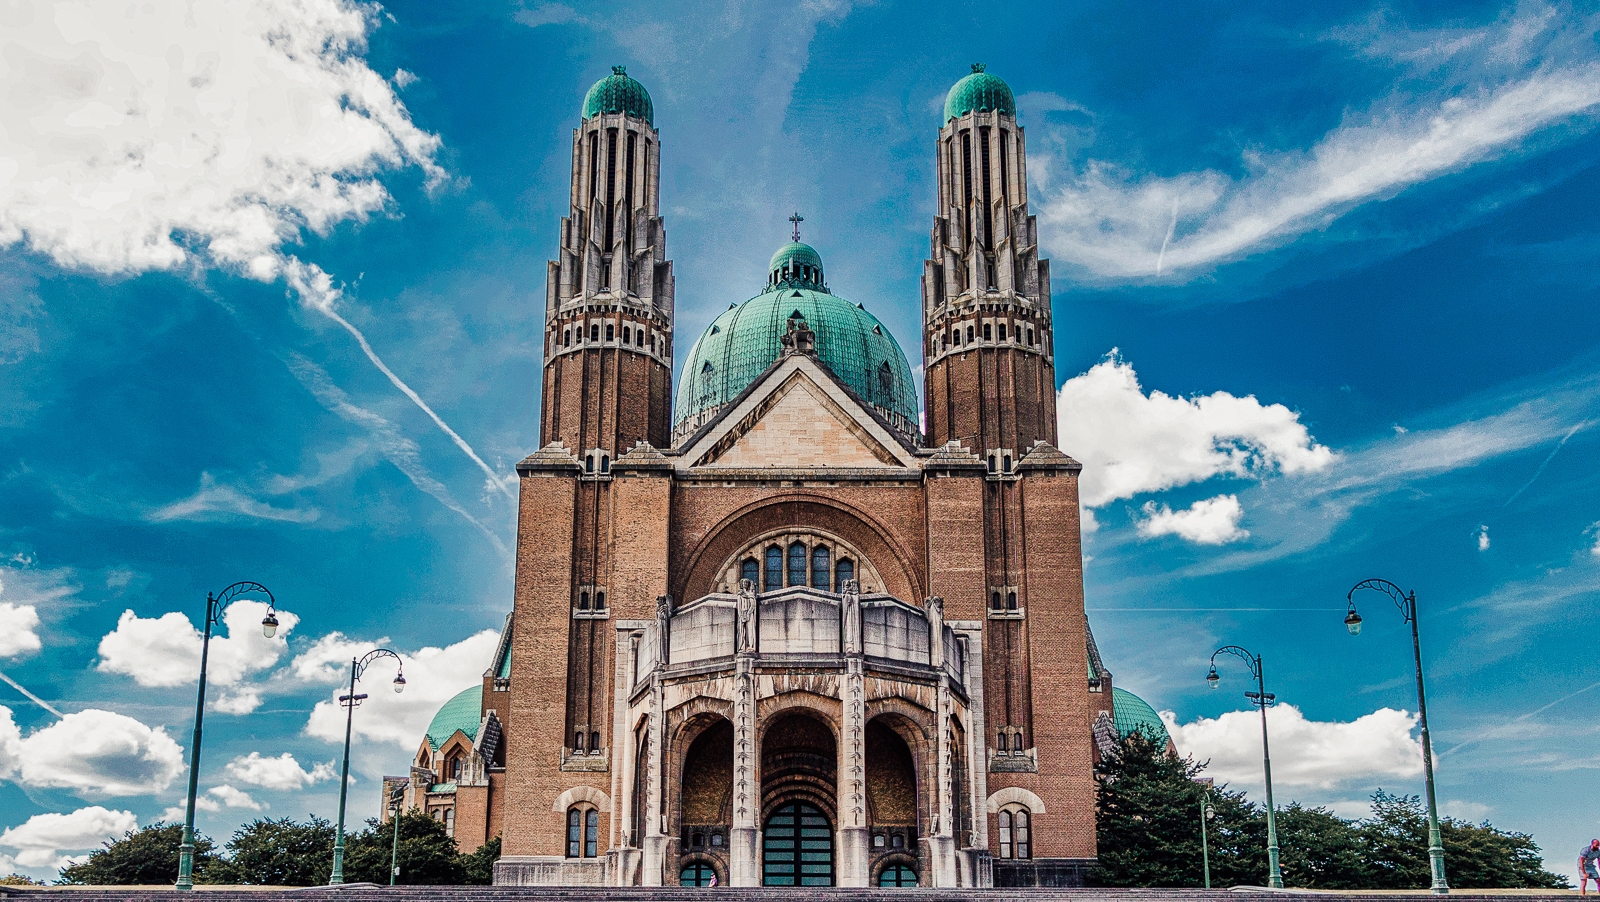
left=762, top=801, right=833, bottom=885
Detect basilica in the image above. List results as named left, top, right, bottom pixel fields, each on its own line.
left=382, top=64, right=1174, bottom=889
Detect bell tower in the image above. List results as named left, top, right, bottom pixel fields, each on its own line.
left=541, top=65, right=674, bottom=455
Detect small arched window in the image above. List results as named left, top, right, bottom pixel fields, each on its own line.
left=574, top=731, right=585, bottom=753
left=606, top=324, right=615, bottom=341
left=890, top=832, right=905, bottom=849
left=997, top=731, right=1009, bottom=754
left=585, top=808, right=599, bottom=857
left=966, top=326, right=974, bottom=343
left=765, top=546, right=783, bottom=592
left=879, top=864, right=916, bottom=887
left=741, top=558, right=759, bottom=587
left=983, top=323, right=993, bottom=341
left=787, top=542, right=807, bottom=587
left=1028, top=328, right=1035, bottom=345
left=578, top=591, right=590, bottom=610
left=595, top=590, right=606, bottom=609
left=835, top=558, right=854, bottom=592
left=999, top=323, right=1007, bottom=341
left=991, top=591, right=1002, bottom=611
left=590, top=324, right=600, bottom=341
left=451, top=757, right=463, bottom=780
left=811, top=545, right=831, bottom=589
left=681, top=863, right=715, bottom=886
left=591, top=731, right=601, bottom=753
left=567, top=805, right=600, bottom=857
left=585, top=454, right=595, bottom=474
left=1006, top=591, right=1017, bottom=611
left=563, top=328, right=571, bottom=347
left=567, top=808, right=582, bottom=857
left=444, top=808, right=455, bottom=837
left=997, top=806, right=1031, bottom=859
left=1014, top=730, right=1025, bottom=752
left=599, top=454, right=610, bottom=474
left=872, top=832, right=886, bottom=848
left=622, top=326, right=631, bottom=344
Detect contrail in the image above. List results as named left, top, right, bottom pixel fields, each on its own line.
left=0, top=668, right=64, bottom=718
left=286, top=260, right=515, bottom=501
left=1441, top=679, right=1600, bottom=756
left=1155, top=201, right=1178, bottom=277
left=1504, top=421, right=1588, bottom=507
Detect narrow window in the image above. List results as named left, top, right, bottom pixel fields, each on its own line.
left=980, top=125, right=993, bottom=250
left=1006, top=591, right=1017, bottom=611
left=991, top=591, right=1001, bottom=610
left=787, top=542, right=806, bottom=587
left=966, top=326, right=974, bottom=343
left=578, top=591, right=589, bottom=610
left=1028, top=328, right=1035, bottom=345
left=1014, top=809, right=1031, bottom=859
left=983, top=323, right=992, bottom=341
left=835, top=558, right=854, bottom=592
left=961, top=130, right=973, bottom=250
left=1014, top=730, right=1025, bottom=752
left=891, top=832, right=905, bottom=849
left=987, top=454, right=997, bottom=474
left=873, top=833, right=885, bottom=848
left=585, top=808, right=599, bottom=858
left=811, top=545, right=831, bottom=589
left=765, top=546, right=783, bottom=592
left=650, top=335, right=656, bottom=352
left=584, top=454, right=595, bottom=474
left=604, top=128, right=618, bottom=251
left=567, top=808, right=582, bottom=857
left=997, top=730, right=1008, bottom=754
left=452, top=758, right=462, bottom=779
left=998, top=809, right=1012, bottom=859
left=590, top=324, right=599, bottom=342
left=595, top=590, right=606, bottom=608
left=692, top=832, right=705, bottom=849
left=877, top=361, right=893, bottom=403
left=999, top=129, right=1011, bottom=206
left=1003, top=454, right=1012, bottom=472
left=999, top=323, right=1007, bottom=341
left=563, top=328, right=571, bottom=347
left=622, top=326, right=631, bottom=344
left=574, top=731, right=585, bottom=752
left=741, top=557, right=759, bottom=587
left=445, top=808, right=455, bottom=838
left=606, top=324, right=614, bottom=342
left=599, top=455, right=610, bottom=474
left=591, top=731, right=601, bottom=753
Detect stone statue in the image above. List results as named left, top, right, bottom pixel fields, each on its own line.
left=841, top=579, right=861, bottom=655
left=655, top=594, right=673, bottom=665
left=736, top=580, right=757, bottom=655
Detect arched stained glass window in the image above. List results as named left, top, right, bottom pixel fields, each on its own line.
left=741, top=558, right=759, bottom=587
left=765, top=546, right=782, bottom=592
left=567, top=808, right=582, bottom=857
left=811, top=546, right=831, bottom=589
left=585, top=809, right=599, bottom=858
left=835, top=558, right=854, bottom=591
left=787, top=542, right=806, bottom=587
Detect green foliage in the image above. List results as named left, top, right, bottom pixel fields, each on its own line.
left=461, top=835, right=501, bottom=885
left=339, top=810, right=465, bottom=885
left=1, top=874, right=45, bottom=886
left=205, top=816, right=336, bottom=886
left=56, top=823, right=216, bottom=886
left=1091, top=734, right=1568, bottom=890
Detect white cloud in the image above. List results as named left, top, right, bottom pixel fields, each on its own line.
left=1588, top=521, right=1600, bottom=557
left=303, top=630, right=498, bottom=749
left=224, top=752, right=335, bottom=791
left=1441, top=800, right=1492, bottom=821
left=1477, top=524, right=1491, bottom=551
left=158, top=797, right=219, bottom=824
left=208, top=785, right=262, bottom=811
left=0, top=707, right=22, bottom=780
left=1036, top=5, right=1600, bottom=281
left=0, top=601, right=41, bottom=659
left=1138, top=495, right=1249, bottom=545
left=1164, top=704, right=1422, bottom=791
left=0, top=806, right=137, bottom=871
left=16, top=709, right=185, bottom=797
left=148, top=473, right=320, bottom=524
left=96, top=600, right=299, bottom=713
left=1057, top=352, right=1333, bottom=507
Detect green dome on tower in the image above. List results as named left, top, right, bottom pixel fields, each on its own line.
left=425, top=685, right=483, bottom=751
left=944, top=63, right=1015, bottom=123
left=675, top=240, right=919, bottom=439
left=1112, top=687, right=1171, bottom=746
left=583, top=65, right=653, bottom=124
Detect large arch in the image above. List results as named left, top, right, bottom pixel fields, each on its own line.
left=675, top=496, right=924, bottom=603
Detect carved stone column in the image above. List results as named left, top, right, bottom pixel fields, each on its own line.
left=640, top=675, right=667, bottom=885
left=729, top=648, right=760, bottom=885
left=927, top=679, right=958, bottom=886
left=611, top=624, right=648, bottom=884
left=838, top=589, right=868, bottom=886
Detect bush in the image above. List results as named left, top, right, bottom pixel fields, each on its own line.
left=57, top=823, right=216, bottom=886
left=205, top=816, right=336, bottom=886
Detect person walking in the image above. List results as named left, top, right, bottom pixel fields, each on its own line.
left=1581, top=838, right=1600, bottom=895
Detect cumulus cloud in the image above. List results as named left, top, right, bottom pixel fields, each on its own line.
left=158, top=797, right=219, bottom=824
left=302, top=630, right=499, bottom=749
left=96, top=600, right=298, bottom=713
left=1477, top=524, right=1491, bottom=551
left=1138, top=495, right=1249, bottom=545
left=208, top=785, right=262, bottom=811
left=0, top=601, right=41, bottom=659
left=15, top=709, right=185, bottom=797
left=1588, top=521, right=1600, bottom=557
left=1164, top=704, right=1422, bottom=791
left=224, top=752, right=335, bottom=791
left=0, top=806, right=137, bottom=871
left=1057, top=352, right=1333, bottom=507
left=0, top=707, right=21, bottom=780
left=1035, top=5, right=1600, bottom=281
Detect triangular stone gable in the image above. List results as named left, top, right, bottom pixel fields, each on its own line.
left=680, top=355, right=919, bottom=469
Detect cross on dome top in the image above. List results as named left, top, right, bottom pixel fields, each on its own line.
left=789, top=212, right=804, bottom=242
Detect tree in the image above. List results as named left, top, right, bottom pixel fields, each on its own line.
left=338, top=811, right=464, bottom=885
left=206, top=816, right=336, bottom=886
left=1, top=874, right=44, bottom=886
left=1358, top=790, right=1565, bottom=890
left=1276, top=803, right=1369, bottom=889
left=461, top=835, right=501, bottom=885
left=56, top=823, right=216, bottom=886
left=1091, top=731, right=1211, bottom=886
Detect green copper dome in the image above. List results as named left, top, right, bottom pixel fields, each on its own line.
left=425, top=685, right=482, bottom=751
left=675, top=242, right=918, bottom=438
left=1112, top=687, right=1171, bottom=747
left=944, top=63, right=1015, bottom=123
left=583, top=65, right=653, bottom=124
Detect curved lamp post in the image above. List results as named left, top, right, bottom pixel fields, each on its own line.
left=329, top=648, right=406, bottom=885
left=1207, top=645, right=1283, bottom=889
left=1200, top=793, right=1215, bottom=889
left=387, top=783, right=406, bottom=885
left=176, top=581, right=281, bottom=891
left=1345, top=578, right=1448, bottom=894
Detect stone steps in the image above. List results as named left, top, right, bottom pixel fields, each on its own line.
left=0, top=888, right=1576, bottom=902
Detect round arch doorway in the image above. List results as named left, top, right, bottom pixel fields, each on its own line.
left=762, top=800, right=833, bottom=886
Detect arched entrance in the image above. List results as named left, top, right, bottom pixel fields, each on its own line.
left=763, top=800, right=833, bottom=886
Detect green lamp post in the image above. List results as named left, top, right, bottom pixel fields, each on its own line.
left=1200, top=793, right=1215, bottom=889
left=1344, top=578, right=1449, bottom=894
left=387, top=783, right=406, bottom=885
left=328, top=648, right=405, bottom=885
left=176, top=582, right=281, bottom=891
left=1207, top=645, right=1283, bottom=889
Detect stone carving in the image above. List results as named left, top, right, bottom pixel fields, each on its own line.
left=655, top=595, right=672, bottom=666
left=736, top=579, right=757, bottom=655
left=841, top=579, right=861, bottom=655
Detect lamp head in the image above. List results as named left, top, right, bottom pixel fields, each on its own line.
left=1344, top=606, right=1363, bottom=636
left=393, top=671, right=407, bottom=694
left=1206, top=665, right=1220, bottom=689
left=261, top=609, right=279, bottom=639
left=1205, top=805, right=1215, bottom=820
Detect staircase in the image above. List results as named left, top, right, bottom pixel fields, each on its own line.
left=0, top=888, right=1575, bottom=901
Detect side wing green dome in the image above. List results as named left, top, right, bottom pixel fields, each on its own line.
left=583, top=65, right=653, bottom=124
left=945, top=63, right=1015, bottom=122
left=1112, top=687, right=1171, bottom=746
left=426, top=685, right=483, bottom=751
left=675, top=287, right=919, bottom=439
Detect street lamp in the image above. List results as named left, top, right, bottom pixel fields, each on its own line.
left=177, top=582, right=280, bottom=892
left=387, top=783, right=406, bottom=886
left=329, top=648, right=405, bottom=885
left=1200, top=795, right=1215, bottom=889
left=1207, top=645, right=1283, bottom=889
left=1345, top=578, right=1448, bottom=894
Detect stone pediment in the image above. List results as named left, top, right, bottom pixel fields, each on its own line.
left=678, top=355, right=920, bottom=470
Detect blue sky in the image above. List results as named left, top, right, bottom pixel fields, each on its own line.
left=1, top=0, right=1598, bottom=883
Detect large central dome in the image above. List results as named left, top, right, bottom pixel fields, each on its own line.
left=673, top=241, right=919, bottom=442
